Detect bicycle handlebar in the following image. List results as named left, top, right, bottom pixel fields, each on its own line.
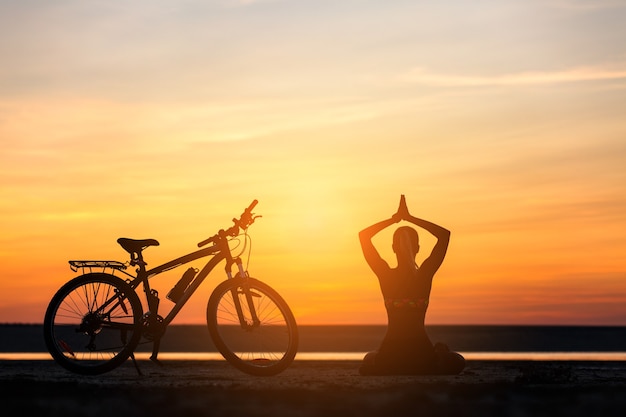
left=197, top=200, right=259, bottom=248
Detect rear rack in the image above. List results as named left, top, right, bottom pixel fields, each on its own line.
left=69, top=260, right=128, bottom=273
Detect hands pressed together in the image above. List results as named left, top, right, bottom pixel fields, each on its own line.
left=392, top=194, right=410, bottom=223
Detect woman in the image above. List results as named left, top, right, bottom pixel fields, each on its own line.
left=359, top=195, right=464, bottom=375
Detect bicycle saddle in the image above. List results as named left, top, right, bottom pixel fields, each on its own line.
left=117, top=238, right=160, bottom=254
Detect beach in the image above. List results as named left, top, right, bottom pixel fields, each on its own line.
left=2, top=359, right=626, bottom=417
left=2, top=324, right=626, bottom=416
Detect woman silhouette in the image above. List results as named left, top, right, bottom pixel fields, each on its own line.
left=359, top=195, right=465, bottom=375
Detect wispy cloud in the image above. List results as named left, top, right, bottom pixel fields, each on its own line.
left=400, top=66, right=626, bottom=87
left=222, top=0, right=283, bottom=6
left=548, top=0, right=626, bottom=12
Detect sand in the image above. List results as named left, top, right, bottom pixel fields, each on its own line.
left=2, top=359, right=626, bottom=417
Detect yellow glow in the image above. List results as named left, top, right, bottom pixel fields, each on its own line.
left=2, top=1, right=626, bottom=325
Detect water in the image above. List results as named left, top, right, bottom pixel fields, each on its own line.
left=0, top=352, right=626, bottom=361
left=2, top=324, right=625, bottom=361
left=2, top=351, right=626, bottom=361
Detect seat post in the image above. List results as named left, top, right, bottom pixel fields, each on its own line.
left=129, top=250, right=147, bottom=269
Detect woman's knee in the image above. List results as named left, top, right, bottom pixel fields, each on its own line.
left=438, top=351, right=465, bottom=375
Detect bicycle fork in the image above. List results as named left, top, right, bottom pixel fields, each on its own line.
left=229, top=259, right=261, bottom=329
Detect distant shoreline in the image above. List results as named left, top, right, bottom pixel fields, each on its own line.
left=2, top=324, right=625, bottom=353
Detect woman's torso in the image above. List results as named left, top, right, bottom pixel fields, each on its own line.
left=377, top=266, right=434, bottom=356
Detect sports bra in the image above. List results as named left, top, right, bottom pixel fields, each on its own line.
left=384, top=298, right=429, bottom=309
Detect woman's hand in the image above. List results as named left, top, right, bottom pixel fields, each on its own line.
left=393, top=194, right=410, bottom=222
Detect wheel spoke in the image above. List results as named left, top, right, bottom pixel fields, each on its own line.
left=207, top=278, right=298, bottom=376
left=44, top=274, right=142, bottom=375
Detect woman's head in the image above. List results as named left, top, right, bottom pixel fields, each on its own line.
left=392, top=226, right=419, bottom=259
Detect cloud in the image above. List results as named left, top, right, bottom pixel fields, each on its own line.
left=222, top=0, right=283, bottom=6
left=548, top=0, right=626, bottom=12
left=400, top=66, right=626, bottom=87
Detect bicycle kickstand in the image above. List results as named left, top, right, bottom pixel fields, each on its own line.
left=129, top=352, right=143, bottom=376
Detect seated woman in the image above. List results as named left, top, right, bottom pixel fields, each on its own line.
left=358, top=195, right=464, bottom=375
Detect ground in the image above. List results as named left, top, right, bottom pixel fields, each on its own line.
left=2, top=359, right=626, bottom=417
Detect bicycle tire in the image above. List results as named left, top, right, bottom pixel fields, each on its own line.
left=43, top=273, right=143, bottom=375
left=207, top=277, right=298, bottom=376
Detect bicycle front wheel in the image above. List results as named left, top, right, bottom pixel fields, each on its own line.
left=43, top=273, right=143, bottom=375
left=207, top=277, right=298, bottom=376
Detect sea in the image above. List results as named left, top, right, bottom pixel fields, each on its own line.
left=2, top=324, right=626, bottom=361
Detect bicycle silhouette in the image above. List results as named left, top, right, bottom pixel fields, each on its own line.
left=43, top=200, right=298, bottom=376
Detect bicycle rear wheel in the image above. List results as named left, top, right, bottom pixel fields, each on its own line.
left=207, top=277, right=298, bottom=376
left=43, top=273, right=143, bottom=375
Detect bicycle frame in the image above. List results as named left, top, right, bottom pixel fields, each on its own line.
left=123, top=230, right=253, bottom=330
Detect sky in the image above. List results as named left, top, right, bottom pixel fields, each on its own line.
left=1, top=0, right=625, bottom=325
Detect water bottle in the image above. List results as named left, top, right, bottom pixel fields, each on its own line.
left=167, top=267, right=197, bottom=303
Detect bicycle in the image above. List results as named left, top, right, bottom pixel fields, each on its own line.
left=43, top=200, right=298, bottom=376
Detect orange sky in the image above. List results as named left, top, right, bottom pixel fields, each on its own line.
left=1, top=1, right=625, bottom=325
